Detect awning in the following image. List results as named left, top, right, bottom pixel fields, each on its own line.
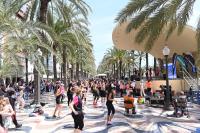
left=112, top=22, right=197, bottom=58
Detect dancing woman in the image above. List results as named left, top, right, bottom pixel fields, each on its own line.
left=70, top=87, right=84, bottom=133
left=106, top=83, right=116, bottom=125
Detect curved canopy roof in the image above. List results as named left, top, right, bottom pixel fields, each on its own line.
left=112, top=22, right=197, bottom=59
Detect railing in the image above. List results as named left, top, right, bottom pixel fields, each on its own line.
left=182, top=67, right=199, bottom=90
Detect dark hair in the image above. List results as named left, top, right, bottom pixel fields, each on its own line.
left=107, top=83, right=113, bottom=94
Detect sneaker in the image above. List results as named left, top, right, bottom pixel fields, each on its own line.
left=132, top=112, right=136, bottom=114
left=16, top=124, right=22, bottom=128
left=52, top=115, right=57, bottom=118
left=107, top=121, right=112, bottom=125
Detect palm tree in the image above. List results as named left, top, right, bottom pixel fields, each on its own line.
left=116, top=0, right=200, bottom=54
left=98, top=47, right=138, bottom=80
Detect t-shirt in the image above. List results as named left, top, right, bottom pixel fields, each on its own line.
left=131, top=82, right=136, bottom=88
left=120, top=84, right=124, bottom=89
left=126, top=84, right=130, bottom=90
left=73, top=95, right=82, bottom=111
left=140, top=82, right=144, bottom=89
left=146, top=82, right=152, bottom=88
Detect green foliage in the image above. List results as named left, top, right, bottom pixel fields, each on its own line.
left=0, top=0, right=95, bottom=78
left=116, top=0, right=198, bottom=51
left=97, top=47, right=139, bottom=75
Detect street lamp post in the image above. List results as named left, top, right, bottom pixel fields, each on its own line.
left=162, top=46, right=170, bottom=110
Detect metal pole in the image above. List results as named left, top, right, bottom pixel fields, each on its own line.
left=164, top=55, right=170, bottom=110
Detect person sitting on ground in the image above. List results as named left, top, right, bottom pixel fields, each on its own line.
left=124, top=90, right=136, bottom=115
left=173, top=91, right=187, bottom=117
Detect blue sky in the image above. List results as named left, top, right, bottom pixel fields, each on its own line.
left=85, top=0, right=129, bottom=67
left=85, top=0, right=200, bottom=68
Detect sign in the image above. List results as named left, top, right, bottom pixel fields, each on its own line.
left=164, top=63, right=177, bottom=79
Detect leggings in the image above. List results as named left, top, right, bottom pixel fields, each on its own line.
left=72, top=112, right=84, bottom=130
left=120, top=89, right=124, bottom=97
left=67, top=94, right=73, bottom=106
left=106, top=102, right=115, bottom=115
left=94, top=94, right=99, bottom=101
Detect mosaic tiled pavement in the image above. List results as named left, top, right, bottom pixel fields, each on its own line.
left=8, top=92, right=200, bottom=133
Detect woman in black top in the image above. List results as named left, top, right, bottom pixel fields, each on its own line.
left=67, top=82, right=73, bottom=106
left=53, top=84, right=62, bottom=118
left=106, top=84, right=116, bottom=125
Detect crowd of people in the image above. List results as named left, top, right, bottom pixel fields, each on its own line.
left=0, top=83, right=23, bottom=133
left=0, top=76, right=190, bottom=133
left=0, top=78, right=154, bottom=133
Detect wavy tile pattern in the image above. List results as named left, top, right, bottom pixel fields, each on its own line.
left=8, top=92, right=200, bottom=133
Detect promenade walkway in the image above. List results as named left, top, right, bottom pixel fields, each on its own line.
left=9, top=92, right=200, bottom=133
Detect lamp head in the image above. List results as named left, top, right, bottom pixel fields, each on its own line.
left=162, top=46, right=170, bottom=56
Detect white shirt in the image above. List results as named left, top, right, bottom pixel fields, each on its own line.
left=131, top=81, right=136, bottom=88
left=140, top=82, right=144, bottom=90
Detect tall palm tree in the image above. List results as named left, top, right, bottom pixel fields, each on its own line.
left=28, top=0, right=91, bottom=81
left=0, top=0, right=54, bottom=72
left=116, top=0, right=200, bottom=54
left=98, top=47, right=138, bottom=80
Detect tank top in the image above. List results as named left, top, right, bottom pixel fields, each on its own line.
left=107, top=92, right=114, bottom=104
left=73, top=95, right=82, bottom=111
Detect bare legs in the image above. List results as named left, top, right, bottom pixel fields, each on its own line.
left=106, top=114, right=114, bottom=124
left=74, top=129, right=81, bottom=133
left=53, top=104, right=62, bottom=117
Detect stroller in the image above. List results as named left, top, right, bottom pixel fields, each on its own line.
left=173, top=95, right=190, bottom=118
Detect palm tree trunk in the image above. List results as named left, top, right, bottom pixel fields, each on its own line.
left=71, top=63, right=74, bottom=80
left=33, top=0, right=49, bottom=104
left=123, top=67, right=126, bottom=78
left=62, top=46, right=67, bottom=88
left=128, top=63, right=131, bottom=79
left=46, top=54, right=49, bottom=81
left=53, top=44, right=57, bottom=81
left=39, top=0, right=49, bottom=23
left=146, top=53, right=149, bottom=80
left=146, top=53, right=149, bottom=71
left=119, top=60, right=122, bottom=79
left=76, top=62, right=79, bottom=80
left=154, top=57, right=157, bottom=76
left=60, top=65, right=62, bottom=80
left=80, top=62, right=83, bottom=79
left=113, top=64, right=116, bottom=79
left=139, top=54, right=142, bottom=79
left=25, top=58, right=28, bottom=84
